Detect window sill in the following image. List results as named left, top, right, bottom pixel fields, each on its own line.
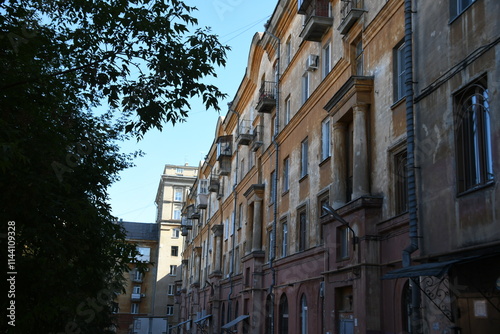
left=390, top=97, right=406, bottom=110
left=282, top=189, right=289, bottom=197
left=319, top=156, right=331, bottom=167
left=457, top=180, right=495, bottom=198
left=299, top=174, right=309, bottom=183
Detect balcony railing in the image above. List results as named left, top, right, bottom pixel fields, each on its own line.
left=237, top=119, right=253, bottom=146
left=256, top=81, right=276, bottom=113
left=338, top=0, right=365, bottom=35
left=251, top=124, right=263, bottom=152
left=131, top=293, right=144, bottom=301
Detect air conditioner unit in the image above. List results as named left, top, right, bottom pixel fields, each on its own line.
left=140, top=293, right=146, bottom=298
left=306, top=54, right=319, bottom=71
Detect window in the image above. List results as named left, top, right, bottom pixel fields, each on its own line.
left=167, top=305, right=174, bottom=316
left=321, top=118, right=331, bottom=161
left=322, top=41, right=331, bottom=78
left=131, top=303, right=139, bottom=314
left=301, top=139, right=309, bottom=178
left=279, top=294, right=289, bottom=334
left=238, top=203, right=243, bottom=229
left=133, top=285, right=141, bottom=294
left=174, top=188, right=183, bottom=201
left=224, top=218, right=229, bottom=240
left=283, top=157, right=290, bottom=192
left=354, top=39, right=363, bottom=76
left=172, top=228, right=180, bottom=238
left=450, top=0, right=476, bottom=20
left=265, top=295, right=273, bottom=333
left=281, top=221, right=288, bottom=257
left=338, top=226, right=349, bottom=259
left=176, top=168, right=184, bottom=174
left=168, top=284, right=175, bottom=295
left=302, top=72, right=310, bottom=103
left=394, top=41, right=406, bottom=102
left=270, top=171, right=276, bottom=203
left=169, top=265, right=177, bottom=276
left=300, top=295, right=308, bottom=334
left=298, top=209, right=307, bottom=252
left=455, top=77, right=493, bottom=193
left=284, top=95, right=291, bottom=126
left=346, top=122, right=354, bottom=201
left=136, top=247, right=150, bottom=262
left=171, top=246, right=179, bottom=257
left=285, top=36, right=292, bottom=66
left=394, top=149, right=408, bottom=214
left=268, top=228, right=274, bottom=261
left=318, top=193, right=329, bottom=244
left=173, top=209, right=181, bottom=220
left=132, top=269, right=143, bottom=282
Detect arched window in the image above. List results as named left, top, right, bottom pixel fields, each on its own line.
left=300, top=294, right=308, bottom=334
left=265, top=295, right=273, bottom=333
left=402, top=281, right=411, bottom=333
left=279, top=294, right=289, bottom=334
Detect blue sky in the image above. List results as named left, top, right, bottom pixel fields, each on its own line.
left=108, top=0, right=278, bottom=223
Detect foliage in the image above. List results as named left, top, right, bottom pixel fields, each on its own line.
left=0, top=0, right=229, bottom=332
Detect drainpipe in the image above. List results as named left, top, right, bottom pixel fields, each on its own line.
left=227, top=106, right=240, bottom=325
left=402, top=0, right=421, bottom=332
left=264, top=26, right=280, bottom=334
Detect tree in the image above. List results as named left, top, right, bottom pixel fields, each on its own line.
left=0, top=0, right=229, bottom=332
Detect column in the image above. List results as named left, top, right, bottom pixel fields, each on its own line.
left=252, top=199, right=263, bottom=252
left=211, top=224, right=223, bottom=274
left=193, top=247, right=202, bottom=285
left=352, top=103, right=369, bottom=198
left=332, top=122, right=347, bottom=208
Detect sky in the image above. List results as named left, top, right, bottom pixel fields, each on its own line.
left=108, top=0, right=278, bottom=223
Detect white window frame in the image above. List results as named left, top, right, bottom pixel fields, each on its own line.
left=169, top=265, right=177, bottom=276
left=282, top=221, right=288, bottom=257
left=283, top=157, right=289, bottom=192
left=174, top=188, right=183, bottom=202
left=131, top=303, right=139, bottom=314
left=285, top=95, right=291, bottom=126
left=166, top=305, right=174, bottom=316
left=168, top=284, right=175, bottom=295
left=321, top=118, right=331, bottom=161
left=172, top=228, right=180, bottom=238
left=322, top=41, right=331, bottom=78
left=301, top=138, right=309, bottom=178
left=302, top=72, right=310, bottom=104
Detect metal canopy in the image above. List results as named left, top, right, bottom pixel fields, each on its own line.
left=221, top=315, right=250, bottom=329
left=193, top=314, right=212, bottom=324
left=170, top=319, right=191, bottom=329
left=382, top=257, right=473, bottom=280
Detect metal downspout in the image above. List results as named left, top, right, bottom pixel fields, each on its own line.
left=227, top=108, right=240, bottom=325
left=402, top=0, right=421, bottom=332
left=264, top=28, right=280, bottom=334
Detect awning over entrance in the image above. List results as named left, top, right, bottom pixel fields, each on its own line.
left=221, top=314, right=250, bottom=329
left=170, top=319, right=190, bottom=329
left=382, top=256, right=479, bottom=280
left=193, top=314, right=212, bottom=324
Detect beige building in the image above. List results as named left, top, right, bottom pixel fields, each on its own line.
left=154, top=164, right=198, bottom=329
left=115, top=221, right=159, bottom=334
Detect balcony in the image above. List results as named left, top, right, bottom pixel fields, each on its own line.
left=196, top=193, right=208, bottom=210
left=256, top=81, right=276, bottom=113
left=216, top=135, right=232, bottom=161
left=338, top=0, right=365, bottom=35
left=186, top=204, right=199, bottom=220
left=208, top=177, right=219, bottom=193
left=237, top=119, right=253, bottom=146
left=131, top=293, right=145, bottom=301
left=299, top=0, right=333, bottom=42
left=181, top=216, right=193, bottom=230
left=251, top=124, right=263, bottom=152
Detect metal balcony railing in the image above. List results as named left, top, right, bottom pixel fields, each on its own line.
left=256, top=81, right=276, bottom=113
left=340, top=0, right=364, bottom=19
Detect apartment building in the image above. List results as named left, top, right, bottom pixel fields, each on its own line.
left=115, top=221, right=159, bottom=334
left=154, top=164, right=198, bottom=330
left=177, top=1, right=499, bottom=333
